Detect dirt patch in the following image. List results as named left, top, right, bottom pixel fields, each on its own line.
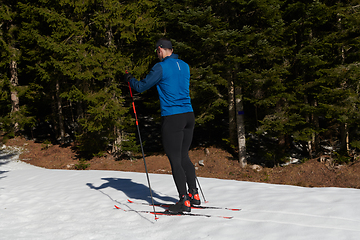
left=4, top=137, right=360, bottom=189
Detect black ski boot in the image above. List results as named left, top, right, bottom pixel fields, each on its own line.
left=168, top=195, right=191, bottom=213
left=188, top=188, right=201, bottom=205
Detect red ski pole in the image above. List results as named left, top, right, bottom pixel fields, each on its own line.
left=126, top=71, right=158, bottom=220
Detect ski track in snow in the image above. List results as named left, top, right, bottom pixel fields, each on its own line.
left=1, top=148, right=360, bottom=240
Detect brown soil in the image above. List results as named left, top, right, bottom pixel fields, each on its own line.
left=5, top=137, right=360, bottom=189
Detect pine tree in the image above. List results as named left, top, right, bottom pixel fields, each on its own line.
left=0, top=1, right=34, bottom=136
left=156, top=0, right=286, bottom=165
left=256, top=0, right=360, bottom=162
left=16, top=0, right=151, bottom=157
left=314, top=1, right=360, bottom=155
left=0, top=2, right=13, bottom=124
left=156, top=0, right=230, bottom=148
left=212, top=0, right=287, bottom=165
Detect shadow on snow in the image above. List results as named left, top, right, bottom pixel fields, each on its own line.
left=86, top=177, right=177, bottom=204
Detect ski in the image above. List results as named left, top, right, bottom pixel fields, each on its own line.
left=127, top=199, right=241, bottom=211
left=114, top=205, right=233, bottom=219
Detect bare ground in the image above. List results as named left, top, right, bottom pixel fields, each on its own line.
left=5, top=137, right=360, bottom=189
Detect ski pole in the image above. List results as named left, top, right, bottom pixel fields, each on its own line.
left=126, top=71, right=158, bottom=220
left=196, top=175, right=208, bottom=203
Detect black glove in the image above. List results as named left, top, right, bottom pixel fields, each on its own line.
left=123, top=73, right=134, bottom=82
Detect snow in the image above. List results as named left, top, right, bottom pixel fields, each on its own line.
left=1, top=147, right=360, bottom=240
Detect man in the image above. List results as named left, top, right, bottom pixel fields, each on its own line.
left=123, top=38, right=200, bottom=213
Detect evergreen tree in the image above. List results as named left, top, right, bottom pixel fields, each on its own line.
left=0, top=2, right=13, bottom=126
left=15, top=0, right=155, bottom=157
left=315, top=1, right=360, bottom=155
left=2, top=0, right=360, bottom=163
left=0, top=1, right=34, bottom=137
left=156, top=0, right=229, bottom=147
left=157, top=0, right=286, bottom=165
left=256, top=0, right=360, bottom=162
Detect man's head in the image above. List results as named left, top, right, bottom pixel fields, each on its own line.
left=155, top=38, right=173, bottom=61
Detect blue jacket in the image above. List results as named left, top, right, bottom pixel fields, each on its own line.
left=129, top=54, right=193, bottom=117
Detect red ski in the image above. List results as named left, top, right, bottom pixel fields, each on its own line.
left=114, top=205, right=233, bottom=219
left=127, top=199, right=241, bottom=211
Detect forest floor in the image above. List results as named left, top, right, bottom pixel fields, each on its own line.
left=4, top=136, right=360, bottom=189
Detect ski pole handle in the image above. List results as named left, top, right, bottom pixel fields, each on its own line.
left=126, top=71, right=138, bottom=126
left=125, top=70, right=134, bottom=97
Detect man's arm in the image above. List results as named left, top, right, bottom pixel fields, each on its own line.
left=129, top=64, right=163, bottom=93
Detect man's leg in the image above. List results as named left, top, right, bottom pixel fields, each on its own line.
left=181, top=112, right=196, bottom=190
left=162, top=114, right=187, bottom=197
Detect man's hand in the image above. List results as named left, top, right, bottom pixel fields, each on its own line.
left=123, top=72, right=134, bottom=82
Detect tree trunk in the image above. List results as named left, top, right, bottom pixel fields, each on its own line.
left=304, top=95, right=313, bottom=157
left=112, top=127, right=123, bottom=154
left=9, top=59, right=19, bottom=132
left=341, top=123, right=349, bottom=152
left=55, top=79, right=65, bottom=143
left=312, top=99, right=320, bottom=155
left=228, top=79, right=236, bottom=145
left=235, top=86, right=247, bottom=167
left=339, top=44, right=349, bottom=152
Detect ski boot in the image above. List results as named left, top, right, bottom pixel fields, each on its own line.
left=188, top=188, right=201, bottom=206
left=168, top=195, right=191, bottom=213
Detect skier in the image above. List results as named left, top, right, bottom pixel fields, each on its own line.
left=123, top=38, right=200, bottom=213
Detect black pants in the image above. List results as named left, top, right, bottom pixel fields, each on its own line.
left=162, top=112, right=196, bottom=197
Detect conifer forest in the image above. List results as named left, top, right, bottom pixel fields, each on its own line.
left=1, top=0, right=360, bottom=166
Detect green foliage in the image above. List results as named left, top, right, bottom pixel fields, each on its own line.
left=1, top=0, right=360, bottom=163
left=350, top=140, right=360, bottom=151
left=118, top=132, right=140, bottom=155
left=75, top=132, right=107, bottom=159
left=74, top=158, right=90, bottom=170
left=333, top=151, right=351, bottom=165
left=74, top=84, right=130, bottom=157
left=7, top=0, right=149, bottom=157
left=0, top=78, right=11, bottom=117
left=41, top=140, right=52, bottom=150
left=0, top=104, right=36, bottom=135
